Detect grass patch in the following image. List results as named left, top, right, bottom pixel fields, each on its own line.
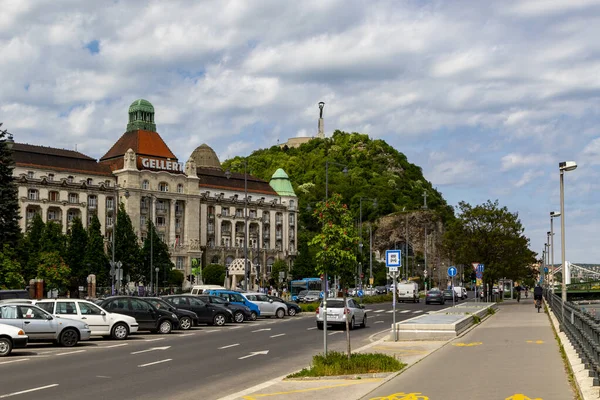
left=299, top=303, right=318, bottom=312
left=486, top=307, right=496, bottom=316
left=287, top=352, right=405, bottom=378
left=472, top=315, right=481, bottom=324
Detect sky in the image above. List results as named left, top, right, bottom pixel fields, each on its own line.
left=2, top=0, right=600, bottom=262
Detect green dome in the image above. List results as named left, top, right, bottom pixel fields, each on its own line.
left=269, top=168, right=296, bottom=197
left=128, top=99, right=154, bottom=114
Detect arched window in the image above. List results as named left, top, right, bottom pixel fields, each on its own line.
left=159, top=182, right=168, bottom=192
left=67, top=176, right=74, bottom=183
left=142, top=180, right=149, bottom=190
left=86, top=178, right=93, bottom=185
left=177, top=183, right=184, bottom=193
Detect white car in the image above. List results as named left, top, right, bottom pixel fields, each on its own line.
left=34, top=299, right=138, bottom=340
left=316, top=298, right=367, bottom=330
left=0, top=323, right=28, bottom=357
left=242, top=293, right=287, bottom=318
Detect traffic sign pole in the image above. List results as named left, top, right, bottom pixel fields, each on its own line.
left=393, top=270, right=397, bottom=342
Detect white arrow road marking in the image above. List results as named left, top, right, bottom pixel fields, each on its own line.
left=130, top=346, right=171, bottom=355
left=270, top=334, right=286, bottom=338
left=401, top=310, right=411, bottom=313
left=0, top=384, right=59, bottom=399
left=138, top=359, right=172, bottom=368
left=101, top=343, right=128, bottom=349
left=251, top=328, right=272, bottom=333
left=238, top=350, right=269, bottom=360
left=218, top=343, right=240, bottom=350
left=307, top=327, right=318, bottom=330
left=0, top=359, right=28, bottom=366
left=55, top=350, right=86, bottom=356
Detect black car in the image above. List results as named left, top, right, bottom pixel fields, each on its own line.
left=99, top=296, right=179, bottom=334
left=162, top=295, right=233, bottom=326
left=375, top=286, right=387, bottom=295
left=267, top=296, right=301, bottom=316
left=443, top=289, right=457, bottom=302
left=425, top=289, right=446, bottom=305
left=144, top=297, right=199, bottom=330
left=197, top=295, right=251, bottom=323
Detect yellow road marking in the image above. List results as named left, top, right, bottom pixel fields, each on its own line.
left=242, top=378, right=383, bottom=399
left=452, top=342, right=482, bottom=347
left=505, top=394, right=542, bottom=400
left=525, top=340, right=544, bottom=344
left=370, top=392, right=429, bottom=400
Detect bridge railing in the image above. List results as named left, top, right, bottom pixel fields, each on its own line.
left=566, top=281, right=600, bottom=291
left=545, top=290, right=600, bottom=386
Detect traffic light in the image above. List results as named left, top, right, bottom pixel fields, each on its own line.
left=186, top=275, right=191, bottom=282
left=191, top=275, right=195, bottom=284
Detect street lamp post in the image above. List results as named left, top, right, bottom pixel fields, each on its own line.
left=323, top=160, right=348, bottom=356
left=550, top=211, right=561, bottom=289
left=155, top=267, right=160, bottom=294
left=559, top=161, right=577, bottom=304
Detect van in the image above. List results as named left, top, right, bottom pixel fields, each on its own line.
left=190, top=285, right=225, bottom=295
left=396, top=282, right=419, bottom=303
left=453, top=286, right=468, bottom=299
left=0, top=290, right=29, bottom=301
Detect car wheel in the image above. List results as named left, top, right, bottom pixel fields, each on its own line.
left=348, top=317, right=355, bottom=330
left=158, top=320, right=173, bottom=334
left=250, top=311, right=258, bottom=321
left=111, top=322, right=129, bottom=340
left=317, top=322, right=323, bottom=330
left=234, top=311, right=245, bottom=323
left=179, top=316, right=192, bottom=331
left=276, top=308, right=285, bottom=319
left=288, top=308, right=297, bottom=317
left=360, top=315, right=367, bottom=328
left=213, top=314, right=226, bottom=326
left=0, top=337, right=12, bottom=357
left=59, top=328, right=79, bottom=347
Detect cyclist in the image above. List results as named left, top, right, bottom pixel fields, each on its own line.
left=534, top=284, right=543, bottom=308
left=515, top=284, right=523, bottom=302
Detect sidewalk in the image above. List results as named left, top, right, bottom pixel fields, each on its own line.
left=364, top=298, right=575, bottom=400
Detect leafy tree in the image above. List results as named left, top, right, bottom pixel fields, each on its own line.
left=114, top=203, right=143, bottom=284
left=66, top=217, right=88, bottom=290
left=19, top=213, right=45, bottom=281
left=168, top=269, right=184, bottom=286
left=0, top=245, right=25, bottom=289
left=442, top=200, right=537, bottom=296
left=309, top=193, right=359, bottom=359
left=37, top=251, right=70, bottom=292
left=141, top=220, right=174, bottom=288
left=41, top=221, right=66, bottom=256
left=0, top=126, right=21, bottom=248
left=203, top=264, right=226, bottom=285
left=269, top=259, right=288, bottom=289
left=84, top=214, right=109, bottom=286
left=290, top=232, right=316, bottom=279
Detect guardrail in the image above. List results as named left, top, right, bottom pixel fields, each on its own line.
left=545, top=291, right=600, bottom=386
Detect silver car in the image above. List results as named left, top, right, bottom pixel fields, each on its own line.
left=0, top=303, right=91, bottom=347
left=316, top=298, right=367, bottom=330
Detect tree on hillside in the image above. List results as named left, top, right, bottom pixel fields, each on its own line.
left=141, top=220, right=174, bottom=290
left=84, top=214, right=109, bottom=286
left=19, top=213, right=45, bottom=281
left=66, top=217, right=88, bottom=291
left=0, top=125, right=21, bottom=249
left=442, top=200, right=537, bottom=296
left=37, top=251, right=70, bottom=292
left=309, top=193, right=359, bottom=359
left=203, top=264, right=226, bottom=285
left=114, top=203, right=143, bottom=284
left=0, top=245, right=25, bottom=289
left=41, top=221, right=67, bottom=256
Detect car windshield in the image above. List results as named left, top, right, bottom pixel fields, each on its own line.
left=429, top=290, right=441, bottom=294
left=307, top=291, right=320, bottom=296
left=209, top=296, right=227, bottom=304
left=321, top=300, right=345, bottom=308
left=298, top=290, right=308, bottom=296
left=443, top=290, right=453, bottom=294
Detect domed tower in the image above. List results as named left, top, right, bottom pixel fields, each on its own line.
left=190, top=144, right=222, bottom=170
left=127, top=99, right=156, bottom=132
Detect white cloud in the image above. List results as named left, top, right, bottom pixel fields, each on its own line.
left=515, top=169, right=545, bottom=187
left=501, top=153, right=548, bottom=171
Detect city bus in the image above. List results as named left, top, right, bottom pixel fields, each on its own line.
left=290, top=278, right=322, bottom=301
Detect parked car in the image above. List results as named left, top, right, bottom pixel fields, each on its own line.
left=190, top=285, right=225, bottom=295
left=161, top=295, right=233, bottom=326
left=303, top=291, right=322, bottom=303
left=197, top=295, right=252, bottom=323
left=144, top=297, right=200, bottom=330
left=243, top=293, right=287, bottom=318
left=316, top=298, right=367, bottom=330
left=98, top=296, right=179, bottom=334
left=0, top=303, right=91, bottom=347
left=0, top=290, right=29, bottom=301
left=425, top=289, right=445, bottom=305
left=0, top=323, right=28, bottom=357
left=267, top=295, right=301, bottom=316
left=443, top=289, right=457, bottom=302
left=397, top=282, right=420, bottom=303
left=205, top=290, right=261, bottom=321
left=295, top=290, right=308, bottom=303
left=34, top=299, right=138, bottom=340
left=375, top=286, right=387, bottom=295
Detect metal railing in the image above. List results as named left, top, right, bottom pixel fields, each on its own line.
left=546, top=291, right=600, bottom=386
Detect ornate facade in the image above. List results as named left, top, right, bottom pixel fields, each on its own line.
left=12, top=100, right=298, bottom=287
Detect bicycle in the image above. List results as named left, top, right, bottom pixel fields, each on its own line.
left=516, top=291, right=521, bottom=302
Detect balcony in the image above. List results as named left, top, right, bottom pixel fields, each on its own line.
left=88, top=204, right=97, bottom=210
left=235, top=230, right=245, bottom=237
left=275, top=232, right=283, bottom=240
left=175, top=210, right=183, bottom=217
left=208, top=214, right=215, bottom=221
left=289, top=231, right=295, bottom=240
left=249, top=230, right=259, bottom=238
left=175, top=226, right=182, bottom=233
left=221, top=229, right=232, bottom=236
left=275, top=218, right=283, bottom=225
left=207, top=227, right=215, bottom=236
left=140, top=206, right=148, bottom=214
left=263, top=231, right=270, bottom=239
left=155, top=207, right=167, bottom=215
left=106, top=204, right=115, bottom=212
left=262, top=216, right=270, bottom=224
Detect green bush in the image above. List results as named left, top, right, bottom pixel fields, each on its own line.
left=287, top=352, right=405, bottom=378
left=486, top=307, right=496, bottom=316
left=300, top=303, right=318, bottom=312
left=473, top=315, right=481, bottom=324
left=354, top=293, right=394, bottom=304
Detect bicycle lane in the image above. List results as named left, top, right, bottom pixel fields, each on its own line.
left=362, top=299, right=575, bottom=400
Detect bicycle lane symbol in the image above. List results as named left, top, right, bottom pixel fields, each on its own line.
left=369, top=393, right=429, bottom=400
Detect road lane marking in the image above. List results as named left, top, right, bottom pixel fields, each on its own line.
left=0, top=384, right=59, bottom=398
left=55, top=350, right=86, bottom=356
left=228, top=326, right=242, bottom=330
left=252, top=328, right=272, bottom=333
left=412, top=310, right=423, bottom=313
left=328, top=331, right=343, bottom=336
left=401, top=310, right=410, bottom=313
left=526, top=340, right=544, bottom=344
left=0, top=359, right=28, bottom=366
left=453, top=342, right=482, bottom=347
left=238, top=350, right=269, bottom=360
left=365, top=309, right=373, bottom=313
left=367, top=392, right=429, bottom=400
left=374, top=309, right=385, bottom=313
left=203, top=330, right=219, bottom=333
left=374, top=321, right=384, bottom=324
left=138, top=359, right=172, bottom=368
left=100, top=343, right=128, bottom=349
left=177, top=333, right=196, bottom=337
left=307, top=327, right=318, bottom=330
left=131, top=346, right=171, bottom=355
left=143, top=338, right=164, bottom=342
left=270, top=334, right=286, bottom=338
left=218, top=343, right=240, bottom=349
left=386, top=310, right=394, bottom=313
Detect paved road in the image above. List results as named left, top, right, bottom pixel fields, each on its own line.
left=0, top=298, right=467, bottom=400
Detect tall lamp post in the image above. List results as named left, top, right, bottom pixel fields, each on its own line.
left=155, top=267, right=160, bottom=294
left=359, top=197, right=377, bottom=288
left=323, top=160, right=348, bottom=356
left=550, top=211, right=561, bottom=289
left=559, top=161, right=577, bottom=304
left=225, top=160, right=249, bottom=291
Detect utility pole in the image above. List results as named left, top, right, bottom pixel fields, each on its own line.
left=423, top=190, right=428, bottom=288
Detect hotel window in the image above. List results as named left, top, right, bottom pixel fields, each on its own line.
left=49, top=191, right=59, bottom=202
left=68, top=193, right=79, bottom=203
left=107, top=216, right=113, bottom=227
left=177, top=184, right=183, bottom=193
left=175, top=234, right=181, bottom=245
left=106, top=197, right=114, bottom=211
left=142, top=180, right=149, bottom=190
left=159, top=233, right=166, bottom=242
left=88, top=195, right=97, bottom=208
left=27, top=171, right=34, bottom=179
left=175, top=218, right=181, bottom=229
left=88, top=214, right=94, bottom=226
left=105, top=180, right=111, bottom=187
left=48, top=173, right=54, bottom=181
left=235, top=208, right=243, bottom=217
left=249, top=210, right=257, bottom=218
left=47, top=210, right=58, bottom=220
left=156, top=200, right=165, bottom=211
left=86, top=178, right=93, bottom=185
left=176, top=257, right=184, bottom=270
left=67, top=211, right=77, bottom=223
left=221, top=207, right=229, bottom=217
left=27, top=189, right=39, bottom=200
left=159, top=182, right=168, bottom=192
left=140, top=216, right=146, bottom=227
left=67, top=176, right=74, bottom=183
left=26, top=209, right=37, bottom=219
left=156, top=216, right=166, bottom=226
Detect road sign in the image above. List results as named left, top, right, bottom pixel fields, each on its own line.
left=544, top=267, right=549, bottom=273
left=423, top=270, right=428, bottom=277
left=357, top=290, right=364, bottom=297
left=472, top=262, right=479, bottom=271
left=448, top=266, right=457, bottom=277
left=476, top=271, right=483, bottom=279
left=369, top=277, right=374, bottom=285
left=477, top=264, right=485, bottom=273
left=385, top=250, right=402, bottom=267
left=389, top=266, right=399, bottom=272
